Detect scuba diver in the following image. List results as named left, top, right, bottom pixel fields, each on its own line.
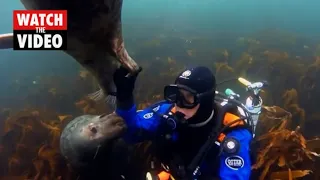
left=114, top=66, right=254, bottom=180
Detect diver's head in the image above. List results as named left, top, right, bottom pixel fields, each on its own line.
left=164, top=66, right=216, bottom=121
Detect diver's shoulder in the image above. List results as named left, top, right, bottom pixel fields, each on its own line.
left=226, top=128, right=252, bottom=142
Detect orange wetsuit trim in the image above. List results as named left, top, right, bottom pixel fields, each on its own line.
left=158, top=171, right=171, bottom=180
left=217, top=133, right=226, bottom=142
left=217, top=112, right=243, bottom=142
left=170, top=107, right=176, bottom=113
left=223, top=112, right=243, bottom=127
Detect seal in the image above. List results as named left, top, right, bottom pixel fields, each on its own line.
left=59, top=113, right=127, bottom=169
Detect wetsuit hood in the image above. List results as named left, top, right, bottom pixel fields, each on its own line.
left=174, top=66, right=216, bottom=126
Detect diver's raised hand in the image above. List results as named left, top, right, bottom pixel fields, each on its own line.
left=113, top=66, right=140, bottom=102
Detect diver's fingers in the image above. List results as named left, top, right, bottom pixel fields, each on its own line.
left=115, top=65, right=130, bottom=76
left=135, top=66, right=143, bottom=75
left=0, top=33, right=14, bottom=49
left=126, top=66, right=142, bottom=78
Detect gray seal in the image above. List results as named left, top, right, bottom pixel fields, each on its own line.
left=60, top=113, right=127, bottom=169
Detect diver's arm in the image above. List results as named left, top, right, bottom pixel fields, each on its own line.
left=114, top=65, right=144, bottom=140
left=116, top=104, right=161, bottom=131
left=114, top=66, right=165, bottom=142
left=218, top=129, right=252, bottom=180
left=116, top=93, right=134, bottom=110
left=116, top=103, right=137, bottom=125
left=116, top=103, right=167, bottom=143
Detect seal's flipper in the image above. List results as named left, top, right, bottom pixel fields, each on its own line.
left=87, top=89, right=117, bottom=109
left=105, top=95, right=117, bottom=109
left=88, top=89, right=105, bottom=101
left=0, top=33, right=13, bottom=49
left=87, top=79, right=118, bottom=109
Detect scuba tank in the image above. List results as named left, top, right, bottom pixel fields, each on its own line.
left=225, top=77, right=268, bottom=136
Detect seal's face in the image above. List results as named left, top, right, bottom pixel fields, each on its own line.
left=60, top=113, right=127, bottom=169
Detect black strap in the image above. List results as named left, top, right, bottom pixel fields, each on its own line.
left=187, top=103, right=232, bottom=173
left=187, top=102, right=252, bottom=176
left=222, top=124, right=252, bottom=135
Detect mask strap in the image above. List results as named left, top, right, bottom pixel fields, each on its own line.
left=197, top=89, right=215, bottom=99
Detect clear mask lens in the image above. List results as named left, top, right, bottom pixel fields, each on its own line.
left=164, top=85, right=198, bottom=109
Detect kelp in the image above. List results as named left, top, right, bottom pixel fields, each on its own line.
left=0, top=109, right=75, bottom=179
left=252, top=106, right=319, bottom=180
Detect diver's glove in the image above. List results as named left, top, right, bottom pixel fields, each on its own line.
left=113, top=66, right=140, bottom=109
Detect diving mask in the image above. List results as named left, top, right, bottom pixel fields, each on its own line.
left=164, top=84, right=214, bottom=109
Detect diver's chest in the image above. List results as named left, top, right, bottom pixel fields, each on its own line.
left=172, top=137, right=221, bottom=167
left=168, top=143, right=221, bottom=180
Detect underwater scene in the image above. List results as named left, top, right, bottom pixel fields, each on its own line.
left=0, top=0, right=320, bottom=179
